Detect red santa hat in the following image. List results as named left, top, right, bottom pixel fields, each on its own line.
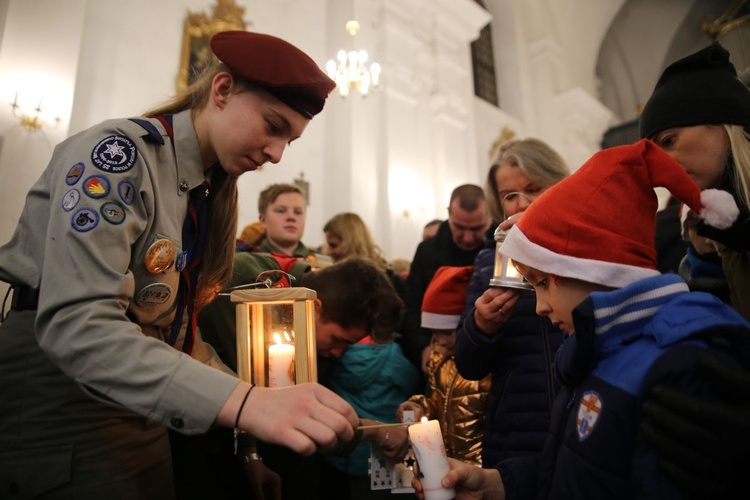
left=421, top=266, right=473, bottom=330
left=500, top=139, right=739, bottom=288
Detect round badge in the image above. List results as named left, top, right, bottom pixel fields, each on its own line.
left=71, top=207, right=99, bottom=232
left=135, top=283, right=173, bottom=308
left=145, top=238, right=176, bottom=274
left=65, top=162, right=85, bottom=185
left=101, top=201, right=126, bottom=225
left=91, top=135, right=137, bottom=173
left=62, top=188, right=81, bottom=212
left=82, top=175, right=111, bottom=199
left=118, top=179, right=137, bottom=205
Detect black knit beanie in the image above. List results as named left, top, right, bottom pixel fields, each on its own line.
left=639, top=42, right=750, bottom=139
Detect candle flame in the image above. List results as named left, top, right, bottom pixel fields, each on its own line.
left=506, top=260, right=520, bottom=278
left=272, top=332, right=282, bottom=344
left=420, top=416, right=428, bottom=424
left=283, top=330, right=292, bottom=342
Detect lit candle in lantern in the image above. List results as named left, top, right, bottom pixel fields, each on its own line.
left=407, top=417, right=455, bottom=500
left=268, top=332, right=295, bottom=387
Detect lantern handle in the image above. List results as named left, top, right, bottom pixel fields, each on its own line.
left=216, top=280, right=274, bottom=296
left=216, top=271, right=297, bottom=296
left=255, top=270, right=297, bottom=287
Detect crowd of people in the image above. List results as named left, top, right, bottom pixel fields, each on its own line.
left=0, top=27, right=748, bottom=500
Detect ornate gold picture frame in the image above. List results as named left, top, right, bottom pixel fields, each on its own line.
left=177, top=0, right=249, bottom=92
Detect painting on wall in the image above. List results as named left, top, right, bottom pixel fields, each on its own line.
left=178, top=0, right=249, bottom=92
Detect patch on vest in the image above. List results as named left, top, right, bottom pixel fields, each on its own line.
left=145, top=239, right=176, bottom=274
left=576, top=390, right=603, bottom=441
left=135, top=283, right=172, bottom=307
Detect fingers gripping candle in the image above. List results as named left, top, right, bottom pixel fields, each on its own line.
left=407, top=417, right=455, bottom=500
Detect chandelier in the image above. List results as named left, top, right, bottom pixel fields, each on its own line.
left=326, top=20, right=381, bottom=97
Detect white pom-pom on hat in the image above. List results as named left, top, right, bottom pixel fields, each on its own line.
left=699, top=189, right=740, bottom=229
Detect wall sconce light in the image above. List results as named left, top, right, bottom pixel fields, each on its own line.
left=489, top=226, right=533, bottom=290
left=10, top=91, right=59, bottom=132
left=231, top=287, right=318, bottom=387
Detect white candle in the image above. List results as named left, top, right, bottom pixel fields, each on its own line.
left=407, top=417, right=455, bottom=500
left=268, top=333, right=295, bottom=387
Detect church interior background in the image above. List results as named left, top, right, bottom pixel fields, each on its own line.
left=0, top=0, right=747, bottom=301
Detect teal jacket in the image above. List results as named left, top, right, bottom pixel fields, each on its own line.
left=324, top=340, right=420, bottom=476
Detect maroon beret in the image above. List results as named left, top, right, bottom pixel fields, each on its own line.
left=210, top=31, right=336, bottom=119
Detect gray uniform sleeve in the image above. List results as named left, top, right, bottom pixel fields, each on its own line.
left=32, top=118, right=239, bottom=434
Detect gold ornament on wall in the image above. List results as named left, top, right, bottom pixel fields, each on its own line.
left=489, top=127, right=517, bottom=159
left=178, top=0, right=249, bottom=92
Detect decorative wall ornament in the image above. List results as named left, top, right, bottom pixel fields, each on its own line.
left=178, top=0, right=249, bottom=92
left=488, top=127, right=516, bottom=159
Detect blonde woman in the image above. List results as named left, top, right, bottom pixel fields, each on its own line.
left=323, top=212, right=387, bottom=266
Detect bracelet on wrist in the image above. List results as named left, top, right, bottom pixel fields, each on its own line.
left=238, top=452, right=263, bottom=464
left=233, top=385, right=255, bottom=454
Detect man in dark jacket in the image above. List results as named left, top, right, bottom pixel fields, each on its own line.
left=400, top=184, right=490, bottom=373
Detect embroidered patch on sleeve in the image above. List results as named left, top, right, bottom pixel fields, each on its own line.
left=91, top=135, right=137, bottom=173
left=65, top=162, right=85, bottom=185
left=71, top=207, right=99, bottom=232
left=83, top=175, right=111, bottom=199
left=117, top=179, right=137, bottom=205
left=101, top=201, right=126, bottom=225
left=577, top=390, right=603, bottom=441
left=62, top=188, right=81, bottom=212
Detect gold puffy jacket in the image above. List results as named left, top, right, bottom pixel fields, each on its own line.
left=408, top=349, right=491, bottom=465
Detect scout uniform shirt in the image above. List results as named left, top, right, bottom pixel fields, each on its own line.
left=0, top=110, right=239, bottom=434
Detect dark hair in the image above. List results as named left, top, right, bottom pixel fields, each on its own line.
left=448, top=184, right=485, bottom=213
left=424, top=219, right=443, bottom=229
left=300, top=257, right=403, bottom=342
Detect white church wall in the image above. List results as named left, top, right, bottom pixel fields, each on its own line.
left=0, top=0, right=86, bottom=300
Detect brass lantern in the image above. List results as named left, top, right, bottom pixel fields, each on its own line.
left=231, top=287, right=318, bottom=387
left=489, top=226, right=533, bottom=290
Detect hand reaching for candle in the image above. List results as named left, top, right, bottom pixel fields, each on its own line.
left=474, top=287, right=521, bottom=335
left=412, top=458, right=506, bottom=500
left=357, top=418, right=411, bottom=461
left=396, top=401, right=425, bottom=422
left=222, top=382, right=358, bottom=456
left=374, top=426, right=410, bottom=461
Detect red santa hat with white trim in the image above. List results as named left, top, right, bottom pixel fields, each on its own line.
left=500, top=139, right=739, bottom=288
left=421, top=265, right=473, bottom=330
